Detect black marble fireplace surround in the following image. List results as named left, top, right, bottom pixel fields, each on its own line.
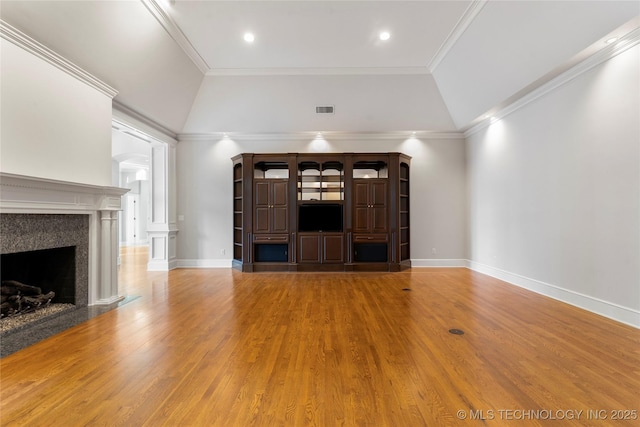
left=0, top=214, right=91, bottom=356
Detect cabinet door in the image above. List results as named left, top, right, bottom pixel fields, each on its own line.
left=254, top=181, right=271, bottom=232
left=353, top=180, right=387, bottom=233
left=271, top=181, right=289, bottom=233
left=323, top=234, right=344, bottom=263
left=254, top=180, right=289, bottom=233
left=299, top=235, right=321, bottom=263
left=371, top=181, right=387, bottom=233
left=353, top=181, right=371, bottom=233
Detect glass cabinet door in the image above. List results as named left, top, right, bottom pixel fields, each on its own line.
left=298, top=162, right=321, bottom=201
left=298, top=161, right=344, bottom=201
left=322, top=161, right=343, bottom=201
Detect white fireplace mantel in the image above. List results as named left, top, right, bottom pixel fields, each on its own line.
left=0, top=172, right=129, bottom=305
left=0, top=173, right=127, bottom=212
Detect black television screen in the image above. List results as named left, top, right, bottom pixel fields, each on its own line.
left=298, top=204, right=343, bottom=232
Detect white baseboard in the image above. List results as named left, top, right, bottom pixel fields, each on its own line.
left=147, top=258, right=179, bottom=271
left=147, top=260, right=169, bottom=271
left=91, top=295, right=125, bottom=306
left=411, top=258, right=469, bottom=267
left=175, top=259, right=233, bottom=268
left=467, top=260, right=640, bottom=329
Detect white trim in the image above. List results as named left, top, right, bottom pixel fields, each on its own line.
left=464, top=25, right=640, bottom=137
left=206, top=66, right=430, bottom=77
left=0, top=20, right=118, bottom=98
left=147, top=259, right=179, bottom=271
left=113, top=101, right=178, bottom=144
left=467, top=260, right=640, bottom=329
left=178, top=130, right=464, bottom=142
left=0, top=173, right=129, bottom=212
left=92, top=295, right=126, bottom=306
left=411, top=259, right=469, bottom=268
left=141, top=0, right=209, bottom=74
left=428, top=0, right=488, bottom=73
left=175, top=259, right=233, bottom=269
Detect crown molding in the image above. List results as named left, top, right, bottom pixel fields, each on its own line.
left=178, top=131, right=463, bottom=142
left=141, top=0, right=210, bottom=74
left=112, top=100, right=178, bottom=144
left=206, top=66, right=430, bottom=77
left=0, top=20, right=118, bottom=98
left=464, top=24, right=640, bottom=138
left=428, top=0, right=488, bottom=73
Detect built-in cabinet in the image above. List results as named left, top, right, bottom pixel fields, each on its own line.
left=254, top=180, right=288, bottom=233
left=353, top=180, right=387, bottom=233
left=232, top=152, right=410, bottom=272
left=298, top=233, right=344, bottom=265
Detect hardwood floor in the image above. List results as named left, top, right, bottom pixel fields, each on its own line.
left=1, top=247, right=638, bottom=426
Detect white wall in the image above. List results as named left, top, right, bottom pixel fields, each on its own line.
left=0, top=39, right=113, bottom=186
left=176, top=136, right=467, bottom=265
left=433, top=1, right=638, bottom=128
left=183, top=74, right=457, bottom=133
left=467, top=44, right=639, bottom=326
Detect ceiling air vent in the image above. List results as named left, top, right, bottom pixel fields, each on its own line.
left=316, top=105, right=335, bottom=114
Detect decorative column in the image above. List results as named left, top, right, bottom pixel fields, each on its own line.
left=95, top=210, right=125, bottom=305
left=100, top=211, right=111, bottom=301
left=110, top=210, right=119, bottom=298
left=147, top=140, right=178, bottom=271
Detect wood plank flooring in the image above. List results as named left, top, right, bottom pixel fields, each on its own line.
left=1, top=246, right=639, bottom=426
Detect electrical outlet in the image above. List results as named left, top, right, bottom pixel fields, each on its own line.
left=220, top=249, right=226, bottom=255
left=431, top=248, right=437, bottom=255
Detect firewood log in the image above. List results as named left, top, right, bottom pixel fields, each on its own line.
left=21, top=296, right=42, bottom=308
left=22, top=292, right=55, bottom=307
left=1, top=280, right=42, bottom=296
left=0, top=281, right=56, bottom=317
left=1, top=301, right=13, bottom=316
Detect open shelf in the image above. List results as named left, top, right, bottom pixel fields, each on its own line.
left=399, top=162, right=410, bottom=261
left=233, top=163, right=243, bottom=261
left=298, top=161, right=344, bottom=201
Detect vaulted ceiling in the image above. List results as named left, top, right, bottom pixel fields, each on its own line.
left=1, top=1, right=638, bottom=135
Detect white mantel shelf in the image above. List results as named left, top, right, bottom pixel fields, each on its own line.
left=0, top=172, right=129, bottom=213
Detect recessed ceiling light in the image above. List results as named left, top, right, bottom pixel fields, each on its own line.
left=244, top=32, right=255, bottom=43
left=379, top=31, right=391, bottom=41
left=605, top=37, right=618, bottom=44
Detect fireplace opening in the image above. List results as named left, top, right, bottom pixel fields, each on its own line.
left=1, top=246, right=77, bottom=312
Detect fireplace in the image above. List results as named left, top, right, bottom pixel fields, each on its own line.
left=0, top=173, right=128, bottom=356
left=2, top=246, right=76, bottom=307
left=1, top=214, right=89, bottom=308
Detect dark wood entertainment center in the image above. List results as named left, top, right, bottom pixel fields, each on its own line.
left=232, top=152, right=410, bottom=272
